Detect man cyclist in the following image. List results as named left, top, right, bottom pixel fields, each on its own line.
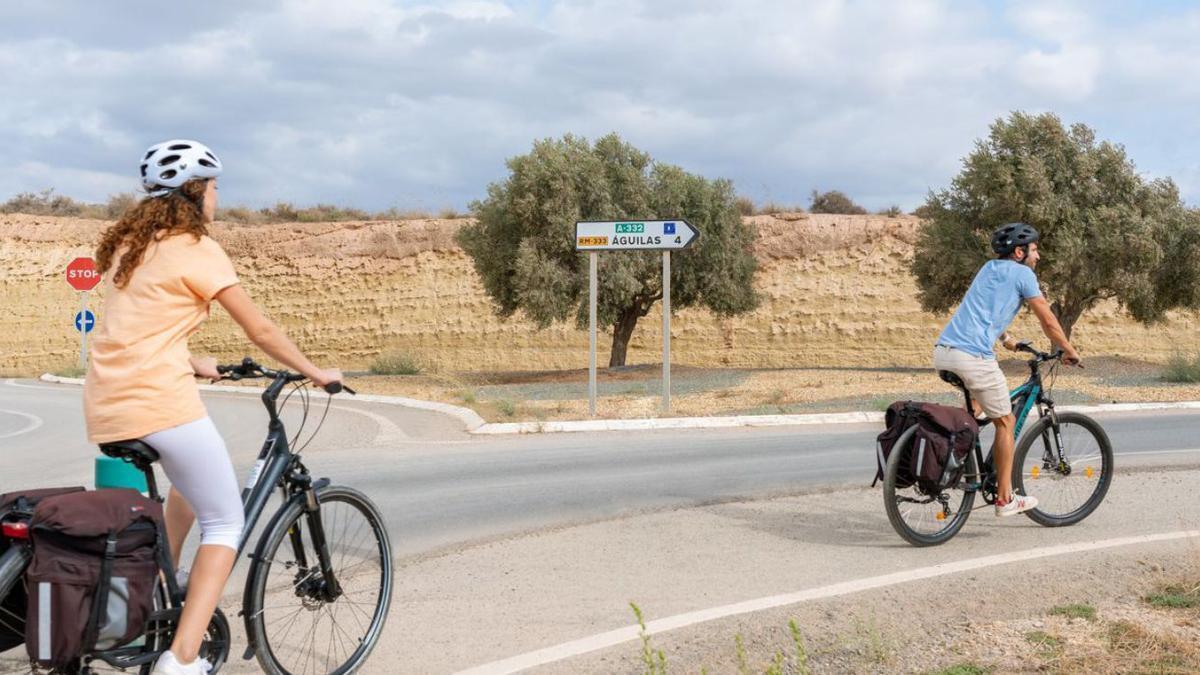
left=933, top=222, right=1081, bottom=516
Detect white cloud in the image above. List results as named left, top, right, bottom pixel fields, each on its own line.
left=1, top=0, right=1199, bottom=211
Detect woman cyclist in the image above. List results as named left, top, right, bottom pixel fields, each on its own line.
left=84, top=140, right=342, bottom=675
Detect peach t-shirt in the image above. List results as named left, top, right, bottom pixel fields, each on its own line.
left=84, top=233, right=239, bottom=443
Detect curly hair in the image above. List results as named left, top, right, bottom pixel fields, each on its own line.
left=96, top=179, right=210, bottom=288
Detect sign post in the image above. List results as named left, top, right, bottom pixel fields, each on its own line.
left=66, top=257, right=101, bottom=369
left=574, top=220, right=699, bottom=415
left=662, top=250, right=670, bottom=412
left=588, top=252, right=598, bottom=416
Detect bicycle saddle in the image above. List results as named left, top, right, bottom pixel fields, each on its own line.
left=937, top=370, right=967, bottom=391
left=98, top=439, right=161, bottom=467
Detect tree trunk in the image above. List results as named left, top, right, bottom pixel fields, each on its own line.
left=1050, top=300, right=1085, bottom=340
left=608, top=307, right=642, bottom=368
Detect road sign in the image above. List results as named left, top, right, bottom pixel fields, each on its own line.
left=575, top=220, right=698, bottom=251
left=577, top=218, right=701, bottom=415
left=66, top=257, right=101, bottom=291
left=75, top=310, right=96, bottom=333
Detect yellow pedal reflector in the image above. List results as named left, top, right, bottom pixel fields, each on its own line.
left=1085, top=466, right=1094, bottom=479
left=1031, top=466, right=1040, bottom=479
left=936, top=511, right=946, bottom=521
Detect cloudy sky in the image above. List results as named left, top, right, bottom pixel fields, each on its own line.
left=3, top=0, right=1200, bottom=212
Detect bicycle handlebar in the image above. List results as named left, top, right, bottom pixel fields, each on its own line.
left=1015, top=342, right=1082, bottom=369
left=216, top=357, right=356, bottom=396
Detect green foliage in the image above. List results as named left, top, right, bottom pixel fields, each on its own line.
left=369, top=351, right=422, bottom=375
left=1049, top=603, right=1096, bottom=621
left=1162, top=352, right=1200, bottom=383
left=911, top=111, right=1200, bottom=337
left=925, top=665, right=992, bottom=675
left=878, top=206, right=903, bottom=217
left=630, top=603, right=667, bottom=675
left=1145, top=583, right=1200, bottom=608
left=809, top=189, right=867, bottom=214
left=4, top=188, right=437, bottom=224
left=789, top=619, right=810, bottom=675
left=734, top=634, right=750, bottom=674
left=53, top=364, right=87, bottom=378
left=459, top=133, right=759, bottom=366
left=1, top=188, right=84, bottom=216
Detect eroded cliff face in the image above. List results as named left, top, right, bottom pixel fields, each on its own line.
left=2, top=213, right=1196, bottom=376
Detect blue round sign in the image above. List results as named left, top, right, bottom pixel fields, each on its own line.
left=75, top=310, right=96, bottom=333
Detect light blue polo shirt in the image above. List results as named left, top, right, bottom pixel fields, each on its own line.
left=937, top=260, right=1042, bottom=359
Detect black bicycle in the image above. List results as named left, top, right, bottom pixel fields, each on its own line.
left=882, top=343, right=1114, bottom=546
left=2, top=358, right=394, bottom=673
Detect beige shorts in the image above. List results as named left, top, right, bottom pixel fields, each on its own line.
left=933, top=345, right=1013, bottom=419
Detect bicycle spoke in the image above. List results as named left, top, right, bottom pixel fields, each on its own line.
left=1016, top=415, right=1112, bottom=525
left=252, top=491, right=391, bottom=674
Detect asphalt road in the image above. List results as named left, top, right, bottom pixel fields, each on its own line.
left=2, top=378, right=1197, bottom=557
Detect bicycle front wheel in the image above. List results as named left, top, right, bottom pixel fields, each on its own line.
left=245, top=485, right=394, bottom=675
left=1013, top=412, right=1113, bottom=527
left=883, top=426, right=977, bottom=546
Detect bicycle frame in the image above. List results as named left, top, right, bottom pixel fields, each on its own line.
left=87, top=369, right=342, bottom=670
left=961, top=352, right=1060, bottom=500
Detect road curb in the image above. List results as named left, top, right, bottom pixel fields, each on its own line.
left=37, top=373, right=487, bottom=431
left=38, top=374, right=1200, bottom=435
left=472, top=411, right=886, bottom=434
left=470, top=400, right=1200, bottom=434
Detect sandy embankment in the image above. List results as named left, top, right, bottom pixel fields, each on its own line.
left=2, top=212, right=1197, bottom=377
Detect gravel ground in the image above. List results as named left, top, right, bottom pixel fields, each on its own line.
left=353, top=356, right=1199, bottom=422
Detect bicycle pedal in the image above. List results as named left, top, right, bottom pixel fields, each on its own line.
left=243, top=645, right=256, bottom=660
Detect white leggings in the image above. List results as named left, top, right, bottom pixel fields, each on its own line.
left=141, top=416, right=244, bottom=551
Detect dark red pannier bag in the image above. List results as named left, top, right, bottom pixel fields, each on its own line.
left=24, top=489, right=162, bottom=668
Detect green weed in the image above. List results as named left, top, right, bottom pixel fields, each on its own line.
left=1048, top=603, right=1096, bottom=621
left=734, top=634, right=749, bottom=674
left=1145, top=583, right=1200, bottom=609
left=1162, top=353, right=1200, bottom=383
left=369, top=351, right=422, bottom=375
left=630, top=603, right=667, bottom=675
left=789, top=619, right=810, bottom=675
left=53, top=365, right=87, bottom=378
left=925, top=665, right=991, bottom=675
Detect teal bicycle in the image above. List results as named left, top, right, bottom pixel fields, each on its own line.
left=883, top=343, right=1114, bottom=546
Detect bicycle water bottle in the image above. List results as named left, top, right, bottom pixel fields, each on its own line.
left=94, top=455, right=149, bottom=494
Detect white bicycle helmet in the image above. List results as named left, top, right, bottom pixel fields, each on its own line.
left=140, top=139, right=222, bottom=196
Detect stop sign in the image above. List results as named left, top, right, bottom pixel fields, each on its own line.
left=66, top=257, right=101, bottom=291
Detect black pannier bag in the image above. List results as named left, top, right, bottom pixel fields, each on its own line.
left=0, top=487, right=85, bottom=654
left=874, top=401, right=979, bottom=492
left=24, top=489, right=163, bottom=668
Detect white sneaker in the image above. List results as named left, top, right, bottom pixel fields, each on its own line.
left=995, top=494, right=1039, bottom=517
left=151, top=650, right=212, bottom=674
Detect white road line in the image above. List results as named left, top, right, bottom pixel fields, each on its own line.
left=455, top=529, right=1200, bottom=675
left=0, top=408, right=44, bottom=439
left=1119, top=448, right=1200, bottom=458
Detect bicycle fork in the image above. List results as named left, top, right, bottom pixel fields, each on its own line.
left=287, top=474, right=343, bottom=603
left=1037, top=408, right=1071, bottom=477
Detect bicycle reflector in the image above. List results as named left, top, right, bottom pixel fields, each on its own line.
left=1, top=521, right=29, bottom=539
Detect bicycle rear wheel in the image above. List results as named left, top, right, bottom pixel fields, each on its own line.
left=883, top=426, right=977, bottom=546
left=245, top=485, right=393, bottom=675
left=1013, top=412, right=1113, bottom=527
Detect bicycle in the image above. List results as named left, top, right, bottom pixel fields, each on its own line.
left=1, top=357, right=395, bottom=673
left=882, top=343, right=1114, bottom=547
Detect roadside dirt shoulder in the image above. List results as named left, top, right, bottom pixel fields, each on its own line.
left=380, top=467, right=1196, bottom=673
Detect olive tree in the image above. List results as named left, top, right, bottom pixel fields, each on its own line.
left=458, top=133, right=759, bottom=367
left=913, top=111, right=1200, bottom=338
